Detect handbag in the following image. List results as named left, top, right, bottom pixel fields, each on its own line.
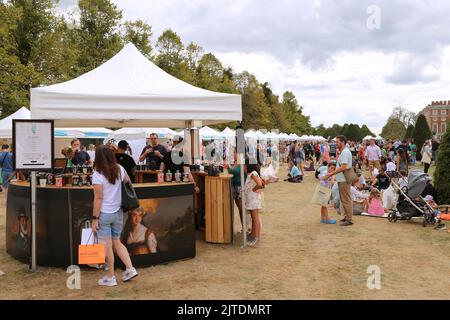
left=78, top=230, right=105, bottom=265
left=311, top=184, right=332, bottom=206
left=121, top=169, right=140, bottom=212
left=343, top=168, right=358, bottom=183
left=421, top=151, right=431, bottom=165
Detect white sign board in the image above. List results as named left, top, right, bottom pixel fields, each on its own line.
left=13, top=120, right=54, bottom=170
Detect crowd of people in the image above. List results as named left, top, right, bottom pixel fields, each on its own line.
left=1, top=131, right=444, bottom=285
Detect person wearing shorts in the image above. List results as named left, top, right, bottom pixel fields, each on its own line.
left=91, top=145, right=138, bottom=287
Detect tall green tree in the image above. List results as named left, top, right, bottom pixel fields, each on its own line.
left=234, top=71, right=270, bottom=129
left=122, top=20, right=153, bottom=59
left=196, top=53, right=223, bottom=91
left=434, top=122, right=450, bottom=203
left=261, top=82, right=289, bottom=132
left=155, top=29, right=184, bottom=73
left=344, top=123, right=363, bottom=141
left=360, top=124, right=375, bottom=137
left=185, top=42, right=203, bottom=70
left=381, top=117, right=406, bottom=140
left=404, top=124, right=414, bottom=140
left=0, top=0, right=70, bottom=116
left=282, top=91, right=311, bottom=134
left=412, top=114, right=432, bottom=161
left=77, top=0, right=123, bottom=73
left=314, top=124, right=327, bottom=137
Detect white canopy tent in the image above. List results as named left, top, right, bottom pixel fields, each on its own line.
left=265, top=132, right=279, bottom=140
left=0, top=107, right=112, bottom=139
left=255, top=130, right=267, bottom=140
left=0, top=107, right=30, bottom=139
left=31, top=43, right=242, bottom=128
left=221, top=127, right=235, bottom=138
left=289, top=133, right=301, bottom=140
left=362, top=135, right=375, bottom=141
left=199, top=126, right=222, bottom=140
left=30, top=43, right=247, bottom=246
left=244, top=130, right=258, bottom=140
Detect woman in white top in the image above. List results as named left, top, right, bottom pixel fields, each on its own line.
left=243, top=158, right=265, bottom=246
left=91, top=145, right=138, bottom=287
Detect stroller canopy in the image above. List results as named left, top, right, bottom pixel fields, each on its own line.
left=407, top=170, right=432, bottom=198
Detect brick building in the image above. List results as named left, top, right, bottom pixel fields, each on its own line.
left=419, top=101, right=450, bottom=136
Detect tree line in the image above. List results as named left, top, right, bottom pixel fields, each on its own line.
left=1, top=0, right=374, bottom=137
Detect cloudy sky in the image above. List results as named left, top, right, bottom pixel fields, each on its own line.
left=58, top=0, right=450, bottom=133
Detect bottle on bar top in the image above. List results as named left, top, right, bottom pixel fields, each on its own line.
left=157, top=171, right=164, bottom=183
left=165, top=170, right=172, bottom=182
left=175, top=170, right=181, bottom=182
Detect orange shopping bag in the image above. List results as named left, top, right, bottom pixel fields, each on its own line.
left=78, top=230, right=105, bottom=265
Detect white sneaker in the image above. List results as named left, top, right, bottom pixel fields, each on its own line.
left=247, top=237, right=259, bottom=247
left=98, top=276, right=117, bottom=287
left=123, top=267, right=138, bottom=282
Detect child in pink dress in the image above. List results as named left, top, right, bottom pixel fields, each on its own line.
left=366, top=188, right=385, bottom=216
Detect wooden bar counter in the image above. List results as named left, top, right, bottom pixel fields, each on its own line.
left=6, top=181, right=195, bottom=268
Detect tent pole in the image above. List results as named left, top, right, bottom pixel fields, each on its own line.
left=236, top=124, right=246, bottom=248
left=240, top=155, right=246, bottom=248
left=30, top=171, right=37, bottom=271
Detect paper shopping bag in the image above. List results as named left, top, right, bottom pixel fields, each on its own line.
left=78, top=230, right=105, bottom=265
left=78, top=244, right=105, bottom=265
left=311, top=185, right=332, bottom=206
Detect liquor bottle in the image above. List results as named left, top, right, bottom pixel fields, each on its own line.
left=175, top=170, right=181, bottom=182
left=165, top=170, right=172, bottom=182
left=157, top=171, right=164, bottom=183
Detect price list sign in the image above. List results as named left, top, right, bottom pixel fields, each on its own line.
left=13, top=120, right=54, bottom=170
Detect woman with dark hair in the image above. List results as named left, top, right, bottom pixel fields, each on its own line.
left=288, top=141, right=297, bottom=163
left=91, top=145, right=138, bottom=287
left=396, top=148, right=408, bottom=174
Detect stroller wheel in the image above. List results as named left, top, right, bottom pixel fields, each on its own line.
left=388, top=212, right=397, bottom=223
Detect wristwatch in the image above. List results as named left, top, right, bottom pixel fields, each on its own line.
left=92, top=216, right=99, bottom=220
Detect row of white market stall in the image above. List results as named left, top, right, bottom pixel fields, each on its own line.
left=0, top=109, right=326, bottom=144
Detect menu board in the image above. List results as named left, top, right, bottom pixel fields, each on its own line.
left=13, top=120, right=54, bottom=170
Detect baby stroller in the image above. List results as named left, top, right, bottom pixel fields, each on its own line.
left=387, top=170, right=440, bottom=227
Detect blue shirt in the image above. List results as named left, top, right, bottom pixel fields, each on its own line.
left=0, top=152, right=13, bottom=172
left=290, top=166, right=301, bottom=178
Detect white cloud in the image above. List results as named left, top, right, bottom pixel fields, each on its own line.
left=55, top=0, right=450, bottom=134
